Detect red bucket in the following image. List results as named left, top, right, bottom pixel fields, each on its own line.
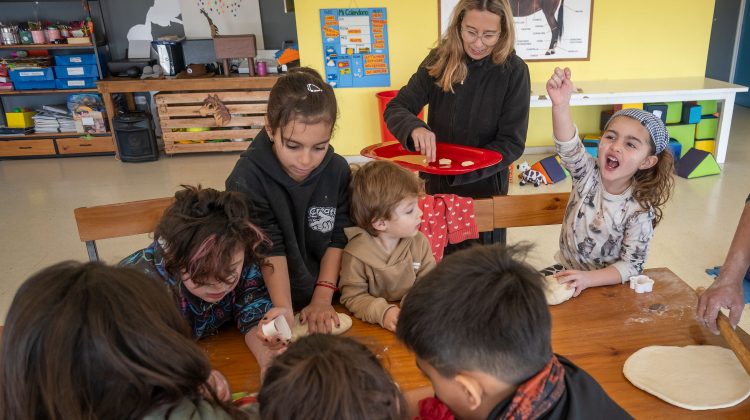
left=376, top=90, right=424, bottom=143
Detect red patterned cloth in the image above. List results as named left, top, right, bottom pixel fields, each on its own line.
left=416, top=356, right=565, bottom=420
left=418, top=194, right=478, bottom=262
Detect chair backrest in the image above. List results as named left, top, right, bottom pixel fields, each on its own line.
left=474, top=192, right=570, bottom=232
left=73, top=197, right=174, bottom=261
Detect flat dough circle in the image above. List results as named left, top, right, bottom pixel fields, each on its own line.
left=623, top=345, right=750, bottom=410
left=544, top=275, right=574, bottom=305
left=291, top=312, right=353, bottom=341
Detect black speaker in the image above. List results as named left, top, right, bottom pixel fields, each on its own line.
left=113, top=112, right=159, bottom=162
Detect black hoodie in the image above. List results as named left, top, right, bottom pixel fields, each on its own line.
left=226, top=130, right=351, bottom=310
left=384, top=50, right=530, bottom=198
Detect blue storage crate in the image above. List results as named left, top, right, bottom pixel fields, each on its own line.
left=54, top=53, right=97, bottom=66
left=55, top=78, right=97, bottom=89
left=54, top=65, right=99, bottom=79
left=13, top=80, right=57, bottom=90
left=9, top=68, right=55, bottom=82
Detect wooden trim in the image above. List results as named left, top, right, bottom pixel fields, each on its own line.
left=160, top=116, right=266, bottom=129
left=97, top=75, right=280, bottom=94
left=74, top=197, right=175, bottom=242
left=0, top=139, right=56, bottom=156
left=165, top=141, right=250, bottom=154
left=57, top=136, right=115, bottom=154
left=490, top=192, right=570, bottom=228
left=163, top=129, right=260, bottom=141
left=474, top=198, right=494, bottom=233
left=159, top=103, right=267, bottom=117
left=155, top=91, right=270, bottom=104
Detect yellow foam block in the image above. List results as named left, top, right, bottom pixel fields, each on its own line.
left=621, top=103, right=644, bottom=110
left=694, top=139, right=715, bottom=155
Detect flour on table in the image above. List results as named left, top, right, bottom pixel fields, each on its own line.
left=623, top=345, right=750, bottom=410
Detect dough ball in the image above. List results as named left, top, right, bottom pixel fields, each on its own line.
left=544, top=275, right=574, bottom=305
left=291, top=312, right=353, bottom=341
left=623, top=345, right=750, bottom=410
left=461, top=160, right=474, bottom=167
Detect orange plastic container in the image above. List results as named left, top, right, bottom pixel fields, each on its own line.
left=376, top=90, right=424, bottom=143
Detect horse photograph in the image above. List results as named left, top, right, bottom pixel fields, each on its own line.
left=511, top=0, right=592, bottom=61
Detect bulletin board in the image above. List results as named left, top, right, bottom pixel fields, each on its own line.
left=439, top=0, right=593, bottom=61
left=320, top=8, right=391, bottom=88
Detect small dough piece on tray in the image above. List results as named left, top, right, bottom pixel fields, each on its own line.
left=461, top=160, right=474, bottom=167
left=291, top=312, right=353, bottom=341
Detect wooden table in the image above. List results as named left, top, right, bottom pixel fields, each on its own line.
left=199, top=268, right=750, bottom=418
left=96, top=75, right=279, bottom=158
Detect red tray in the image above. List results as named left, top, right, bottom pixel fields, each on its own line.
left=360, top=141, right=503, bottom=175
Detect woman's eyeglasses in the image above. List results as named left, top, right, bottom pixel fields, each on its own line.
left=460, top=27, right=500, bottom=46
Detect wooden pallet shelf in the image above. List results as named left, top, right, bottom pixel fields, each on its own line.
left=155, top=90, right=270, bottom=155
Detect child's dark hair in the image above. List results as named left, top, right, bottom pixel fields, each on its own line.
left=155, top=185, right=270, bottom=286
left=632, top=148, right=674, bottom=227
left=350, top=160, right=424, bottom=236
left=266, top=67, right=338, bottom=136
left=0, top=261, right=242, bottom=419
left=397, top=243, right=552, bottom=385
left=259, top=334, right=407, bottom=420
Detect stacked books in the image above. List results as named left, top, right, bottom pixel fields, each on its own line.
left=32, top=104, right=76, bottom=133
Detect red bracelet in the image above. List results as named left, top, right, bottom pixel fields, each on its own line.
left=315, top=281, right=339, bottom=292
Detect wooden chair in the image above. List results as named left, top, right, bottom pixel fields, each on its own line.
left=73, top=197, right=174, bottom=261
left=473, top=192, right=570, bottom=234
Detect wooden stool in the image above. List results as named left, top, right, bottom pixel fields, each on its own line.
left=213, top=34, right=257, bottom=76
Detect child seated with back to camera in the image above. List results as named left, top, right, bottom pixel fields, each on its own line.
left=543, top=67, right=674, bottom=296
left=397, top=244, right=631, bottom=419
left=339, top=160, right=436, bottom=331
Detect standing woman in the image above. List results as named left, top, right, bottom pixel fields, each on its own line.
left=384, top=0, right=529, bottom=241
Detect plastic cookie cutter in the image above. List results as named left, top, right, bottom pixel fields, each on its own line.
left=629, top=275, right=654, bottom=293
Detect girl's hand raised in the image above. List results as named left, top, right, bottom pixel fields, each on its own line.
left=546, top=67, right=575, bottom=107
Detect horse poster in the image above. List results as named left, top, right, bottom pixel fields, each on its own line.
left=439, top=0, right=593, bottom=61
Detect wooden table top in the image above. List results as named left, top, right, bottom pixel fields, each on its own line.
left=199, top=268, right=750, bottom=418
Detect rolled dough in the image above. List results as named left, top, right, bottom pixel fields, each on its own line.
left=544, top=275, right=574, bottom=305
left=623, top=345, right=750, bottom=410
left=291, top=312, right=352, bottom=341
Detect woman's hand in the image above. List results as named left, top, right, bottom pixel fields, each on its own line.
left=545, top=67, right=575, bottom=107
left=410, top=127, right=437, bottom=163
left=697, top=277, right=744, bottom=335
left=554, top=269, right=592, bottom=297
left=300, top=300, right=340, bottom=334
left=256, top=306, right=292, bottom=349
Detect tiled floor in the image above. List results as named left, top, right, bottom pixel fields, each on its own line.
left=1, top=106, right=749, bottom=332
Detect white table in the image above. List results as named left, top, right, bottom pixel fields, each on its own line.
left=530, top=77, right=748, bottom=163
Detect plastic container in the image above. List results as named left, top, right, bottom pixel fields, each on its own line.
left=55, top=78, right=97, bottom=89
left=6, top=111, right=36, bottom=128
left=376, top=90, right=424, bottom=143
left=31, top=30, right=46, bottom=44
left=54, top=65, right=98, bottom=79
left=9, top=68, right=55, bottom=82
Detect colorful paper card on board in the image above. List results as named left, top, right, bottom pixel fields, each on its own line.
left=320, top=8, right=391, bottom=88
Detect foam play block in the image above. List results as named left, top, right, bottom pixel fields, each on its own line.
left=667, top=138, right=682, bottom=161
left=695, top=115, right=718, bottom=140
left=600, top=109, right=614, bottom=130
left=665, top=101, right=683, bottom=124
left=582, top=139, right=599, bottom=157
left=681, top=102, right=702, bottom=124
left=676, top=148, right=721, bottom=179
left=554, top=155, right=570, bottom=177
left=694, top=139, right=715, bottom=154
left=530, top=161, right=552, bottom=184
left=644, top=103, right=668, bottom=123
left=614, top=103, right=644, bottom=111
left=536, top=155, right=567, bottom=183
left=697, top=100, right=718, bottom=115
left=666, top=124, right=696, bottom=157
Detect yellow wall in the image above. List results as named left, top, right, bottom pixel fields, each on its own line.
left=295, top=0, right=715, bottom=154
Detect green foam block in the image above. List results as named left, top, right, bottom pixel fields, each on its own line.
left=667, top=124, right=696, bottom=157
left=665, top=102, right=683, bottom=124
left=697, top=100, right=718, bottom=115
left=695, top=116, right=718, bottom=140
left=689, top=153, right=721, bottom=178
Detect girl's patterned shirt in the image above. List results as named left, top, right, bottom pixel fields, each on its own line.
left=120, top=242, right=272, bottom=338
left=554, top=127, right=655, bottom=282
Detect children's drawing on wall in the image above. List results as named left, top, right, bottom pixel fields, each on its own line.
left=439, top=0, right=592, bottom=61
left=127, top=0, right=184, bottom=41
left=179, top=0, right=265, bottom=48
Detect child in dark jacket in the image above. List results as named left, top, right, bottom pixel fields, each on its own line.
left=397, top=244, right=631, bottom=420
left=226, top=67, right=351, bottom=334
